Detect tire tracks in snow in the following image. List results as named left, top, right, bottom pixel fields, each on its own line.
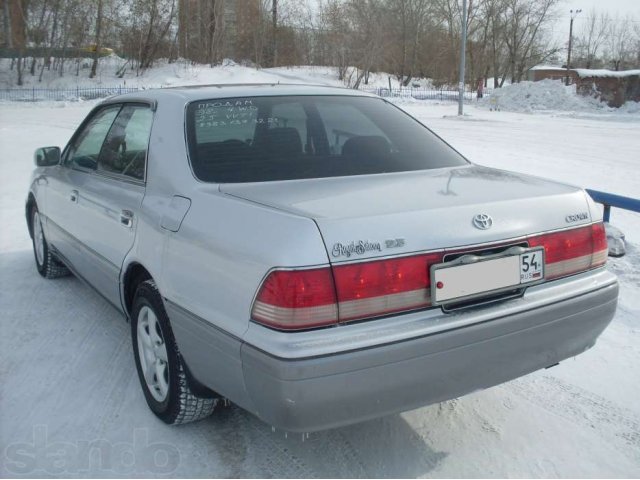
left=218, top=406, right=317, bottom=478
left=89, top=332, right=137, bottom=438
left=182, top=405, right=317, bottom=478
left=506, top=375, right=640, bottom=460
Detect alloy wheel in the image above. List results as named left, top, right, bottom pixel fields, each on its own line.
left=137, top=306, right=170, bottom=402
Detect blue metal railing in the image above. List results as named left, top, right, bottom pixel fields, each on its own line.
left=586, top=189, right=640, bottom=222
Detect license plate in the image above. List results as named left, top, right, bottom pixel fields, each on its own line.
left=432, top=248, right=544, bottom=304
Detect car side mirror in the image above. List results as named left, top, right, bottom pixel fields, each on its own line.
left=34, top=147, right=61, bottom=167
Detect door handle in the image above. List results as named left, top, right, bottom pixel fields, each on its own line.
left=70, top=190, right=79, bottom=203
left=120, top=210, right=134, bottom=228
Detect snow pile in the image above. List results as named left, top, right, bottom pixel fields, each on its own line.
left=618, top=101, right=640, bottom=114
left=481, top=79, right=613, bottom=113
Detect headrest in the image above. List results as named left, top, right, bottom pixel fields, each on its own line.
left=342, top=135, right=391, bottom=156
left=261, top=127, right=303, bottom=157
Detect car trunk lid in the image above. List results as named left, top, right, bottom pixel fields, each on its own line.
left=221, top=165, right=593, bottom=262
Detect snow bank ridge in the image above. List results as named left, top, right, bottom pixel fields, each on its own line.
left=481, top=79, right=640, bottom=114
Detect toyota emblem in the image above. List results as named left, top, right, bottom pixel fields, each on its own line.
left=473, top=214, right=493, bottom=230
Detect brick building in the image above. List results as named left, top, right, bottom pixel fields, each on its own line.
left=527, top=65, right=640, bottom=107
left=527, top=65, right=578, bottom=84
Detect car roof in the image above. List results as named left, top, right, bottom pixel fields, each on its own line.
left=104, top=83, right=380, bottom=105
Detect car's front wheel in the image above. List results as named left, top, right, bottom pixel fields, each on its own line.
left=131, top=280, right=218, bottom=424
left=31, top=206, right=69, bottom=279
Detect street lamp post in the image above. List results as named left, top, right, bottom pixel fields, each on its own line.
left=566, top=9, right=582, bottom=86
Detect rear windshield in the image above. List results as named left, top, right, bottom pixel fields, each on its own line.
left=186, top=95, right=467, bottom=183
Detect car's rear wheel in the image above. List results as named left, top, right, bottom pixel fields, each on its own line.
left=131, top=280, right=218, bottom=424
left=31, top=206, right=70, bottom=279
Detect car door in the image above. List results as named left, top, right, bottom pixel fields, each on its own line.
left=77, top=103, right=154, bottom=308
left=50, top=103, right=154, bottom=308
left=45, top=104, right=122, bottom=280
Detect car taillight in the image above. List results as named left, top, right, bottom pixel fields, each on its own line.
left=251, top=268, right=338, bottom=330
left=252, top=253, right=444, bottom=329
left=332, top=253, right=443, bottom=321
left=252, top=223, right=608, bottom=331
left=528, top=223, right=608, bottom=280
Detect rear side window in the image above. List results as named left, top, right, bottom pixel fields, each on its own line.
left=186, top=95, right=467, bottom=183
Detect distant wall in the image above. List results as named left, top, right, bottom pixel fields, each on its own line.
left=576, top=74, right=640, bottom=108
left=528, top=68, right=578, bottom=84
left=528, top=66, right=640, bottom=107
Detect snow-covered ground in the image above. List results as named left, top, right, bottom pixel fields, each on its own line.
left=1, top=91, right=639, bottom=477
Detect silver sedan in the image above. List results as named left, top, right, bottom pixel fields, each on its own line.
left=26, top=85, right=617, bottom=432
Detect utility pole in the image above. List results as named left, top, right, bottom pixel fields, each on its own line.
left=565, top=9, right=581, bottom=86
left=458, top=0, right=468, bottom=116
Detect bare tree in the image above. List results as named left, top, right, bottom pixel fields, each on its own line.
left=318, top=0, right=351, bottom=80
left=634, top=20, right=640, bottom=67
left=605, top=14, right=633, bottom=71
left=7, top=0, right=636, bottom=89
left=7, top=0, right=28, bottom=85
left=344, top=0, right=386, bottom=88
left=501, top=0, right=560, bottom=84
left=89, top=0, right=103, bottom=78
left=2, top=0, right=12, bottom=47
left=270, top=0, right=277, bottom=66
left=577, top=9, right=610, bottom=69
left=432, top=0, right=463, bottom=83
left=178, top=0, right=187, bottom=57
left=248, top=0, right=271, bottom=66
left=136, top=0, right=177, bottom=69
left=386, top=0, right=431, bottom=86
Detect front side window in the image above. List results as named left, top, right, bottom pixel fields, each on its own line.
left=65, top=106, right=121, bottom=170
left=98, top=105, right=153, bottom=180
left=186, top=95, right=467, bottom=183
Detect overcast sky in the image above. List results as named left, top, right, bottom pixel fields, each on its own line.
left=554, top=0, right=640, bottom=39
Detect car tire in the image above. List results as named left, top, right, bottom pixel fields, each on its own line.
left=31, top=206, right=70, bottom=279
left=131, top=279, right=218, bottom=424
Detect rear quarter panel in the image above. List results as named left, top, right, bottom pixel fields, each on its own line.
left=124, top=92, right=330, bottom=339
left=162, top=189, right=330, bottom=339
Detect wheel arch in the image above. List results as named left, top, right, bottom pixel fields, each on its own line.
left=123, top=263, right=219, bottom=399
left=121, top=262, right=153, bottom=320
left=26, top=193, right=36, bottom=239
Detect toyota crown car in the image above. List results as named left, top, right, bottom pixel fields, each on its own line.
left=26, top=84, right=618, bottom=431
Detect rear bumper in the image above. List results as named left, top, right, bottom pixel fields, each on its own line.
left=240, top=277, right=618, bottom=432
